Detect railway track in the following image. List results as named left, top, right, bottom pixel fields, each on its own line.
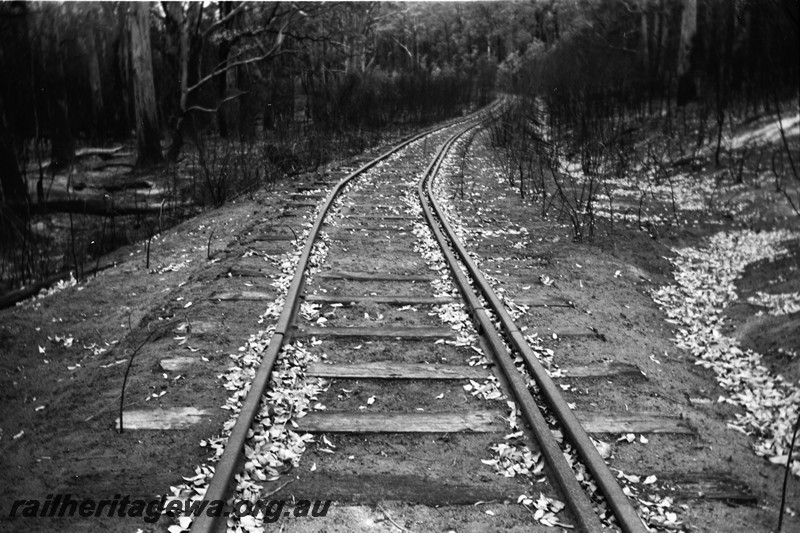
left=189, top=107, right=648, bottom=533
left=419, top=127, right=770, bottom=532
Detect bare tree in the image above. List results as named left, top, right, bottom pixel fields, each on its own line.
left=164, top=2, right=292, bottom=162
left=0, top=93, right=27, bottom=210
left=128, top=2, right=163, bottom=169
left=44, top=9, right=75, bottom=169
left=676, top=0, right=697, bottom=105
left=82, top=8, right=105, bottom=140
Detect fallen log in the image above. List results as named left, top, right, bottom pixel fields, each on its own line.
left=28, top=198, right=194, bottom=217
left=26, top=146, right=127, bottom=172
left=0, top=262, right=117, bottom=310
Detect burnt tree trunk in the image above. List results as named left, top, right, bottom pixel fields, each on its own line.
left=166, top=2, right=190, bottom=163
left=217, top=1, right=234, bottom=138
left=115, top=5, right=133, bottom=140
left=128, top=2, right=163, bottom=169
left=676, top=0, right=697, bottom=106
left=46, top=15, right=75, bottom=170
left=84, top=25, right=105, bottom=140
left=0, top=93, right=28, bottom=210
left=0, top=4, right=30, bottom=211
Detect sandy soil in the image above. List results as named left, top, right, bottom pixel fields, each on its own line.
left=1, top=118, right=798, bottom=533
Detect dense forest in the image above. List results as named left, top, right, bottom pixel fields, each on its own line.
left=0, top=1, right=503, bottom=178
left=489, top=0, right=799, bottom=240
left=0, top=0, right=798, bottom=291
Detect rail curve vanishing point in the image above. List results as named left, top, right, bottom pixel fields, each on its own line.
left=187, top=103, right=647, bottom=533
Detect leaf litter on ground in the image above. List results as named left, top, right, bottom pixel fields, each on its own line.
left=652, top=229, right=800, bottom=477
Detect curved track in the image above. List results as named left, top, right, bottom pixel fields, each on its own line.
left=190, top=106, right=647, bottom=533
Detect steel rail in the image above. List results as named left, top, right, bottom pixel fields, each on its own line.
left=417, top=122, right=601, bottom=532
left=189, top=106, right=497, bottom=533
left=419, top=123, right=648, bottom=533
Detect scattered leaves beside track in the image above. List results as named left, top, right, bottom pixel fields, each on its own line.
left=652, top=229, right=800, bottom=477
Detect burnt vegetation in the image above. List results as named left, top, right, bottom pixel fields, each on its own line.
left=487, top=0, right=799, bottom=241
left=0, top=1, right=502, bottom=293
left=0, top=0, right=798, bottom=293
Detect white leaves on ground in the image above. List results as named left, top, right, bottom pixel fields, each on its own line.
left=167, top=516, right=193, bottom=533
left=652, top=229, right=800, bottom=477
left=18, top=272, right=79, bottom=307
left=486, top=442, right=544, bottom=478
left=154, top=259, right=192, bottom=274
left=616, top=470, right=640, bottom=483
left=746, top=291, right=800, bottom=316
left=403, top=158, right=564, bottom=497
left=145, top=390, right=166, bottom=401
left=591, top=438, right=613, bottom=459
left=431, top=140, right=618, bottom=525
left=612, top=467, right=681, bottom=529
left=463, top=377, right=504, bottom=401
left=616, top=433, right=636, bottom=444
left=299, top=301, right=321, bottom=321
left=517, top=493, right=568, bottom=528
left=435, top=135, right=666, bottom=529
left=52, top=334, right=74, bottom=348
left=160, top=176, right=362, bottom=533
left=637, top=493, right=681, bottom=529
